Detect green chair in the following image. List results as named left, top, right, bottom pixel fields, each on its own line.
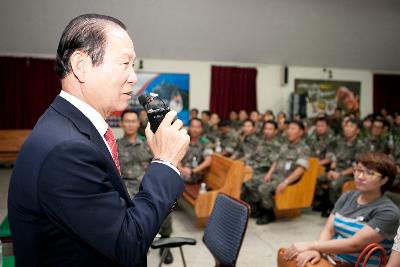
left=1, top=216, right=14, bottom=267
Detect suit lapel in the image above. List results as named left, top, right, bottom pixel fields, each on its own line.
left=51, top=96, right=133, bottom=206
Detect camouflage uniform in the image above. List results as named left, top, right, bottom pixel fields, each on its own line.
left=117, top=135, right=152, bottom=196
left=317, top=136, right=366, bottom=205
left=233, top=133, right=259, bottom=162
left=116, top=135, right=172, bottom=237
left=241, top=137, right=281, bottom=206
left=362, top=135, right=388, bottom=153
left=229, top=120, right=242, bottom=130
left=219, top=129, right=239, bottom=156
left=180, top=136, right=214, bottom=183
left=306, top=130, right=336, bottom=160
left=205, top=126, right=220, bottom=144
left=257, top=140, right=310, bottom=210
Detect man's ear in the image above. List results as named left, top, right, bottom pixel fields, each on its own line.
left=70, top=51, right=90, bottom=83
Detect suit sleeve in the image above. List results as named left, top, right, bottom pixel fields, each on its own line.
left=37, top=140, right=184, bottom=266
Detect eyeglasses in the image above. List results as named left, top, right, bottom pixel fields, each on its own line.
left=352, top=166, right=382, bottom=179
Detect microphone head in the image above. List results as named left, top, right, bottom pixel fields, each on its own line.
left=138, top=95, right=148, bottom=107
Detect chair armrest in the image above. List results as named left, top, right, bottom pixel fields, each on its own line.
left=151, top=237, right=197, bottom=249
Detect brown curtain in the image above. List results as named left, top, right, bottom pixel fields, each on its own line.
left=373, top=74, right=400, bottom=115
left=210, top=65, right=257, bottom=119
left=0, top=56, right=60, bottom=129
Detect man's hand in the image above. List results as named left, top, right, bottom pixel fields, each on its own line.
left=180, top=167, right=192, bottom=179
left=275, top=182, right=287, bottom=194
left=327, top=171, right=340, bottom=181
left=145, top=111, right=190, bottom=167
left=264, top=173, right=272, bottom=183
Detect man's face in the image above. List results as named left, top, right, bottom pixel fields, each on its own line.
left=83, top=26, right=137, bottom=117
left=242, top=121, right=255, bottom=136
left=201, top=113, right=210, bottom=122
left=210, top=114, right=220, bottom=126
left=287, top=123, right=303, bottom=143
left=263, top=123, right=277, bottom=140
left=120, top=112, right=139, bottom=136
left=219, top=126, right=230, bottom=135
left=343, top=121, right=359, bottom=139
left=250, top=111, right=259, bottom=122
left=229, top=111, right=238, bottom=121
left=190, top=110, right=198, bottom=119
left=371, top=121, right=384, bottom=137
left=189, top=120, right=203, bottom=138
left=315, top=121, right=328, bottom=136
left=239, top=110, right=248, bottom=121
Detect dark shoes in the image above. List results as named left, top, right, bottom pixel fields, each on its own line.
left=256, top=209, right=276, bottom=225
left=159, top=248, right=174, bottom=264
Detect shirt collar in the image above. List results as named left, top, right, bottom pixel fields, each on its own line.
left=59, top=90, right=109, bottom=137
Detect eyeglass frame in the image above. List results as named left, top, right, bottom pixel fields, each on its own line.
left=352, top=164, right=383, bottom=179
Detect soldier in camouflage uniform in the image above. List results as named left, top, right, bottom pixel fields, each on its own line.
left=232, top=119, right=259, bottom=162
left=116, top=110, right=174, bottom=264
left=306, top=117, right=336, bottom=167
left=241, top=120, right=281, bottom=213
left=117, top=110, right=153, bottom=197
left=217, top=120, right=239, bottom=157
left=316, top=118, right=366, bottom=217
left=178, top=118, right=213, bottom=184
left=255, top=121, right=310, bottom=225
left=362, top=118, right=389, bottom=153
left=205, top=113, right=221, bottom=144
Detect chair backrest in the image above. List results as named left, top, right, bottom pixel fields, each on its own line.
left=202, top=193, right=250, bottom=266
left=275, top=157, right=320, bottom=210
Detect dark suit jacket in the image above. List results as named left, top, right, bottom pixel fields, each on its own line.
left=8, top=96, right=184, bottom=267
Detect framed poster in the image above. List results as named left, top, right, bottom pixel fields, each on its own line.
left=294, top=79, right=361, bottom=117
left=107, top=72, right=190, bottom=126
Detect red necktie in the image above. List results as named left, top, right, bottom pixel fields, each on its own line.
left=104, top=126, right=121, bottom=175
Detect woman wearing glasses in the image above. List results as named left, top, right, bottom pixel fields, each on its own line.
left=281, top=151, right=400, bottom=267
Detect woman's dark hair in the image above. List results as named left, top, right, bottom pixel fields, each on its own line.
left=356, top=152, right=397, bottom=193
left=55, top=14, right=126, bottom=79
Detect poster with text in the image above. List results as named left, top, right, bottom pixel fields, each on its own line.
left=294, top=79, right=361, bottom=117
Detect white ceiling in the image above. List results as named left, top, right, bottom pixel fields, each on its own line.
left=1, top=0, right=400, bottom=70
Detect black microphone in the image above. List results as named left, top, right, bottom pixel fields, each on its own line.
left=138, top=94, right=171, bottom=133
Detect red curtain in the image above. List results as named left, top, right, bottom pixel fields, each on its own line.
left=0, top=57, right=60, bottom=129
left=373, top=74, right=400, bottom=115
left=210, top=65, right=257, bottom=119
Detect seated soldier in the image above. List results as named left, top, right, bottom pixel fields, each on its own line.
left=316, top=118, right=366, bottom=217
left=241, top=120, right=281, bottom=217
left=205, top=112, right=220, bottom=144
left=256, top=121, right=310, bottom=225
left=228, top=110, right=241, bottom=130
left=217, top=119, right=239, bottom=157
left=231, top=119, right=259, bottom=163
left=306, top=117, right=336, bottom=168
left=178, top=118, right=213, bottom=184
left=363, top=118, right=389, bottom=153
left=116, top=110, right=174, bottom=264
left=281, top=152, right=400, bottom=267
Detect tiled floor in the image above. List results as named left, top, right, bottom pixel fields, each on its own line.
left=0, top=167, right=327, bottom=267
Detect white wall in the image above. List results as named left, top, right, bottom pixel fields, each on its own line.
left=136, top=58, right=373, bottom=116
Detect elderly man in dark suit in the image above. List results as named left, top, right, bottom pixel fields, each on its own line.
left=7, top=14, right=189, bottom=267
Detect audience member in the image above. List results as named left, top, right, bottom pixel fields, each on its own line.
left=316, top=118, right=366, bottom=217
left=256, top=121, right=310, bottom=225
left=282, top=152, right=400, bottom=267
left=241, top=120, right=281, bottom=218
left=232, top=119, right=259, bottom=162
left=217, top=119, right=239, bottom=157
left=178, top=118, right=213, bottom=184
